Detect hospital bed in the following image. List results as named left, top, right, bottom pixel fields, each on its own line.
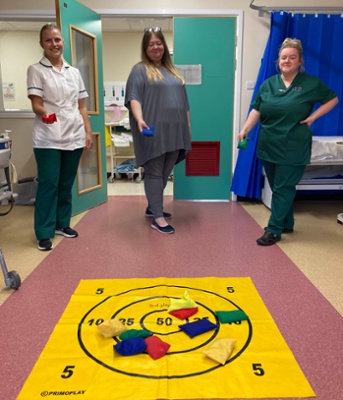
left=261, top=136, right=343, bottom=208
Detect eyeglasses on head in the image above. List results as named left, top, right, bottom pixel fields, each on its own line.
left=144, top=27, right=161, bottom=33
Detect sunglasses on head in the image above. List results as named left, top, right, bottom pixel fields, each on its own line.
left=144, top=27, right=161, bottom=33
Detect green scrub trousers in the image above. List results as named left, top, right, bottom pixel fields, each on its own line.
left=34, top=148, right=83, bottom=240
left=263, top=160, right=306, bottom=236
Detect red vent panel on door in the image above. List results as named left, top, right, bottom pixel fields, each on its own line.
left=186, top=141, right=220, bottom=176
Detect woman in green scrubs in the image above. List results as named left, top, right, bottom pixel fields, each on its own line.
left=238, top=38, right=338, bottom=246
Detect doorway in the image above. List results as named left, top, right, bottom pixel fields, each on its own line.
left=101, top=13, right=241, bottom=199
left=0, top=9, right=243, bottom=200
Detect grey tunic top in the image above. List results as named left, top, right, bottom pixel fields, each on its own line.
left=125, top=63, right=192, bottom=166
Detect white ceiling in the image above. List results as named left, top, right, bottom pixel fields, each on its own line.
left=0, top=18, right=173, bottom=32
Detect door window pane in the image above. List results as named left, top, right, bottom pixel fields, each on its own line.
left=70, top=26, right=98, bottom=113
left=78, top=133, right=102, bottom=193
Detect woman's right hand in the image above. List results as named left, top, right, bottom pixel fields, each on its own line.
left=130, top=100, right=149, bottom=133
left=137, top=120, right=149, bottom=133
left=237, top=130, right=247, bottom=142
left=237, top=109, right=261, bottom=142
left=42, top=113, right=57, bottom=124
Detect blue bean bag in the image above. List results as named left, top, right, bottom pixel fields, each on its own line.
left=114, top=337, right=147, bottom=356
left=179, top=318, right=218, bottom=338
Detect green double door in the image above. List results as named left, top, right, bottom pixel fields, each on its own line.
left=57, top=3, right=236, bottom=213
left=173, top=17, right=236, bottom=200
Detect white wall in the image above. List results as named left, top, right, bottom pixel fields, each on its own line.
left=102, top=31, right=173, bottom=82
left=1, top=0, right=342, bottom=179
left=1, top=0, right=341, bottom=116
left=0, top=30, right=173, bottom=110
left=0, top=31, right=43, bottom=110
left=0, top=29, right=173, bottom=179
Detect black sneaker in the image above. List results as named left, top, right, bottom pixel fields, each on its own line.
left=145, top=208, right=172, bottom=219
left=55, top=227, right=78, bottom=238
left=38, top=239, right=53, bottom=251
left=257, top=231, right=281, bottom=246
left=151, top=221, right=175, bottom=234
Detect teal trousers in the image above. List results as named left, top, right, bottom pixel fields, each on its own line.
left=263, top=161, right=306, bottom=236
left=34, top=148, right=83, bottom=240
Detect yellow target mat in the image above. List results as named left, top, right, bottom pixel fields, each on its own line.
left=18, top=277, right=315, bottom=399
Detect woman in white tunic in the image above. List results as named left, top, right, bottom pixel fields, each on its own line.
left=27, top=23, right=93, bottom=251
left=125, top=27, right=192, bottom=234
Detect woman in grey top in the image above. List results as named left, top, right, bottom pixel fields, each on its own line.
left=125, top=27, right=192, bottom=234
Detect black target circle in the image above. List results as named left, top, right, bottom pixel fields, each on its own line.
left=78, top=284, right=252, bottom=379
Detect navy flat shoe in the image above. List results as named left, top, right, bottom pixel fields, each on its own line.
left=151, top=221, right=175, bottom=234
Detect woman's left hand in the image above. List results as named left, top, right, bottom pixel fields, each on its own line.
left=86, top=132, right=93, bottom=150
left=300, top=97, right=339, bottom=127
left=300, top=116, right=314, bottom=126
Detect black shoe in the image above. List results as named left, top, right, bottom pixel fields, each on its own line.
left=264, top=227, right=293, bottom=234
left=37, top=239, right=53, bottom=251
left=55, top=227, right=78, bottom=238
left=145, top=208, right=172, bottom=219
left=151, top=221, right=175, bottom=234
left=257, top=231, right=281, bottom=246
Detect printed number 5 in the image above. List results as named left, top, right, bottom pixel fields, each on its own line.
left=61, top=365, right=75, bottom=379
left=252, top=363, right=265, bottom=376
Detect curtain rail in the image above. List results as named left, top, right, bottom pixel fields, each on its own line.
left=249, top=0, right=343, bottom=14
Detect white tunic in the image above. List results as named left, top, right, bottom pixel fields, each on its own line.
left=27, top=57, right=88, bottom=150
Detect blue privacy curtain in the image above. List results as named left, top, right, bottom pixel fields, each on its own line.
left=231, top=12, right=343, bottom=199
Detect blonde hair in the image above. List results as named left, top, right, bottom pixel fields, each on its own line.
left=39, top=23, right=62, bottom=43
left=277, top=37, right=305, bottom=71
left=141, top=30, right=184, bottom=84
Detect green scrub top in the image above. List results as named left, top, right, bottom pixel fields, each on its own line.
left=251, top=73, right=337, bottom=165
